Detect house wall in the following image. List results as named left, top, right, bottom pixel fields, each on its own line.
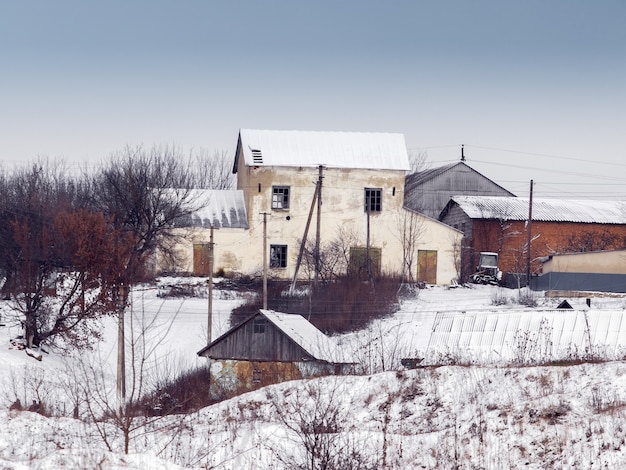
left=236, top=154, right=461, bottom=284
left=158, top=227, right=249, bottom=275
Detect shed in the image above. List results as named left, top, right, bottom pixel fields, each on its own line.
left=198, top=309, right=355, bottom=398
left=404, top=159, right=514, bottom=219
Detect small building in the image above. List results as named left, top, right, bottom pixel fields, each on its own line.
left=536, top=249, right=626, bottom=293
left=404, top=154, right=515, bottom=219
left=440, top=196, right=626, bottom=284
left=197, top=309, right=355, bottom=398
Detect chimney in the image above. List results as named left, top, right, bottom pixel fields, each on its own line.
left=461, top=144, right=466, bottom=162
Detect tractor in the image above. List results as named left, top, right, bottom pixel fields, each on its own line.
left=470, top=252, right=503, bottom=285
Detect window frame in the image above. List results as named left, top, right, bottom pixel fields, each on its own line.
left=270, top=244, right=288, bottom=268
left=364, top=188, right=382, bottom=213
left=253, top=318, right=267, bottom=334
left=272, top=185, right=290, bottom=210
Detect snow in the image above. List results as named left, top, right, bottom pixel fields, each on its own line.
left=237, top=129, right=411, bottom=171
left=259, top=309, right=355, bottom=363
left=451, top=195, right=626, bottom=224
left=3, top=281, right=626, bottom=468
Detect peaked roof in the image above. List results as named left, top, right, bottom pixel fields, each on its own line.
left=234, top=129, right=410, bottom=171
left=174, top=189, right=248, bottom=229
left=198, top=309, right=354, bottom=364
left=444, top=195, right=626, bottom=224
left=405, top=161, right=515, bottom=195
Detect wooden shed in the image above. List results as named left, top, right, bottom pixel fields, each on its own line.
left=197, top=309, right=355, bottom=398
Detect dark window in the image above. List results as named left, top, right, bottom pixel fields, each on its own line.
left=270, top=245, right=288, bottom=268
left=253, top=318, right=266, bottom=334
left=252, top=370, right=262, bottom=383
left=365, top=188, right=382, bottom=212
left=272, top=186, right=290, bottom=209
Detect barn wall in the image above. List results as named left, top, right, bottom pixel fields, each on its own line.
left=205, top=318, right=312, bottom=362
left=405, top=163, right=514, bottom=219
left=466, top=221, right=626, bottom=279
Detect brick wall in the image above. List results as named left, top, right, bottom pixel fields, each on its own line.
left=468, top=220, right=626, bottom=277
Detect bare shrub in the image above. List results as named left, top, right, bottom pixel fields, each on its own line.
left=265, top=378, right=377, bottom=470
left=231, top=276, right=402, bottom=334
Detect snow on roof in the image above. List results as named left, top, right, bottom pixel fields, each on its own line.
left=236, top=129, right=410, bottom=171
left=260, top=309, right=354, bottom=364
left=176, top=189, right=248, bottom=229
left=425, top=310, right=626, bottom=364
left=449, top=195, right=626, bottom=224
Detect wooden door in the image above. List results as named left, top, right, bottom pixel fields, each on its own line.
left=193, top=243, right=211, bottom=276
left=417, top=250, right=437, bottom=284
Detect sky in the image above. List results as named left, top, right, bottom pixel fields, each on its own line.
left=1, top=1, right=625, bottom=199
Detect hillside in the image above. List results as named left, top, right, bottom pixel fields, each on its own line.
left=1, top=281, right=626, bottom=468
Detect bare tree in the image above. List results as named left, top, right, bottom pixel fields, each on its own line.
left=192, top=148, right=235, bottom=190
left=407, top=149, right=429, bottom=174
left=396, top=209, right=425, bottom=282
left=298, top=225, right=360, bottom=282
left=0, top=161, right=125, bottom=350
left=91, top=145, right=199, bottom=289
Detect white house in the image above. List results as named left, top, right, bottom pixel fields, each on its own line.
left=163, top=129, right=462, bottom=285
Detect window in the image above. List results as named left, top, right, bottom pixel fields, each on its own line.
left=270, top=244, right=288, bottom=268
left=252, top=370, right=263, bottom=383
left=253, top=318, right=266, bottom=334
left=272, top=186, right=290, bottom=209
left=365, top=188, right=382, bottom=212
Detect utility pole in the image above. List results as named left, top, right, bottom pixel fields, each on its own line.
left=314, top=165, right=324, bottom=285
left=207, top=226, right=214, bottom=343
left=262, top=212, right=268, bottom=309
left=366, top=195, right=372, bottom=283
left=526, top=179, right=534, bottom=286
left=290, top=181, right=320, bottom=294
left=116, top=283, right=126, bottom=405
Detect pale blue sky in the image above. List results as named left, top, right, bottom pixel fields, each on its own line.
left=1, top=1, right=625, bottom=198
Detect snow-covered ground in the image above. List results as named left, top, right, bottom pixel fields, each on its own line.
left=2, top=281, right=626, bottom=468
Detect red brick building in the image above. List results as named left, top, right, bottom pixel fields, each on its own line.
left=440, top=196, right=626, bottom=285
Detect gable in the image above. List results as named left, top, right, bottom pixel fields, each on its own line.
left=198, top=310, right=354, bottom=364
left=404, top=162, right=515, bottom=219
left=234, top=129, right=410, bottom=171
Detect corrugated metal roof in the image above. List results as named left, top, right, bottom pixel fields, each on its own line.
left=451, top=195, right=626, bottom=224
left=425, top=310, right=626, bottom=363
left=237, top=129, right=410, bottom=171
left=261, top=310, right=355, bottom=364
left=175, top=189, right=248, bottom=229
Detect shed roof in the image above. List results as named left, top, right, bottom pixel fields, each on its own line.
left=445, top=195, right=626, bottom=224
left=198, top=309, right=354, bottom=364
left=174, top=189, right=248, bottom=229
left=235, top=129, right=410, bottom=171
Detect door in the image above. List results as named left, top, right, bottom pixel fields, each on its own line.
left=417, top=250, right=437, bottom=284
left=193, top=243, right=211, bottom=276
